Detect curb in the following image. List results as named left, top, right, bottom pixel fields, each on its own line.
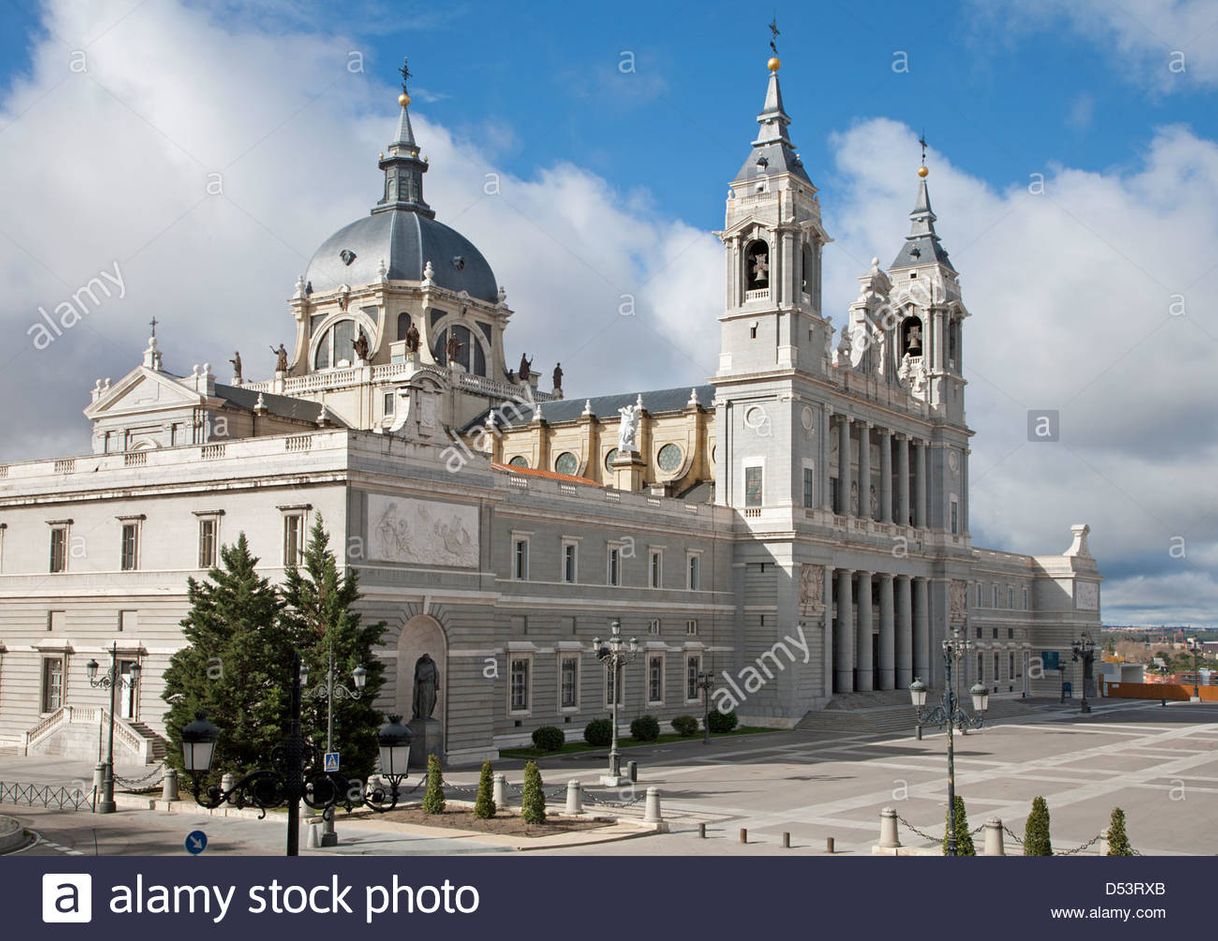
left=0, top=815, right=26, bottom=854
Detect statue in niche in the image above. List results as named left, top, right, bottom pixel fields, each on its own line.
left=412, top=653, right=440, bottom=720
left=270, top=343, right=289, bottom=373
left=404, top=321, right=421, bottom=354
left=869, top=484, right=878, bottom=519
left=352, top=328, right=370, bottom=363
left=445, top=331, right=463, bottom=366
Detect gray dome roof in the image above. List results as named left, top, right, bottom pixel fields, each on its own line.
left=304, top=209, right=499, bottom=303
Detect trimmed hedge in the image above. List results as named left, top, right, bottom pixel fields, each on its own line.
left=531, top=726, right=565, bottom=752
left=630, top=715, right=660, bottom=742
left=1024, top=796, right=1053, bottom=856
left=421, top=754, right=445, bottom=814
left=583, top=718, right=613, bottom=746
left=707, top=708, right=739, bottom=733
left=473, top=760, right=495, bottom=819
left=671, top=715, right=699, bottom=737
left=521, top=760, right=546, bottom=824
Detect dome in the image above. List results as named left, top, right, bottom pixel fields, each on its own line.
left=304, top=209, right=499, bottom=303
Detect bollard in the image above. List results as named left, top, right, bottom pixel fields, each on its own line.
left=643, top=787, right=663, bottom=824
left=739, top=828, right=748, bottom=844
left=306, top=821, right=320, bottom=849
left=782, top=832, right=790, bottom=849
left=493, top=772, right=508, bottom=810
left=983, top=818, right=1005, bottom=856
left=698, top=822, right=706, bottom=839
left=879, top=807, right=901, bottom=849
left=220, top=773, right=236, bottom=804
left=826, top=836, right=835, bottom=854
left=627, top=760, right=638, bottom=783
left=565, top=780, right=583, bottom=815
left=162, top=768, right=179, bottom=803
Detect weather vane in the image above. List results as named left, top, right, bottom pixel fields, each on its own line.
left=919, top=132, right=928, bottom=165
left=768, top=17, right=780, bottom=55
left=399, top=57, right=411, bottom=94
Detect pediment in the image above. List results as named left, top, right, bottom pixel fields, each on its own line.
left=84, top=367, right=204, bottom=420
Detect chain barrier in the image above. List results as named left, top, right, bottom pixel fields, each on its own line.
left=895, top=814, right=940, bottom=843
left=1058, top=833, right=1103, bottom=856
left=582, top=790, right=643, bottom=809
left=115, top=765, right=167, bottom=793
left=1002, top=824, right=1025, bottom=846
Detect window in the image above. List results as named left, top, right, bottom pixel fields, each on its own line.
left=509, top=657, right=530, bottom=713
left=47, top=610, right=65, bottom=633
left=1008, top=585, right=1015, bottom=609
left=992, top=628, right=998, bottom=640
left=433, top=324, right=487, bottom=376
left=562, top=541, right=578, bottom=584
left=649, top=549, right=663, bottom=588
left=744, top=464, right=763, bottom=507
left=41, top=657, right=65, bottom=712
left=648, top=618, right=661, bottom=635
left=687, top=552, right=701, bottom=591
left=994, top=652, right=1001, bottom=683
left=745, top=239, right=770, bottom=292
left=992, top=583, right=999, bottom=608
left=397, top=312, right=412, bottom=341
left=198, top=517, right=218, bottom=569
left=976, top=582, right=983, bottom=607
left=686, top=618, right=698, bottom=636
left=560, top=655, right=579, bottom=709
left=648, top=653, right=665, bottom=704
left=383, top=390, right=396, bottom=417
left=1023, top=587, right=1029, bottom=610
left=49, top=524, right=69, bottom=573
left=1008, top=627, right=1014, bottom=639
left=686, top=655, right=702, bottom=702
left=803, top=466, right=816, bottom=508
left=976, top=652, right=984, bottom=683
left=607, top=544, right=622, bottom=587
left=313, top=318, right=357, bottom=370
left=512, top=538, right=529, bottom=580
left=950, top=496, right=959, bottom=534
left=282, top=512, right=305, bottom=566
left=120, top=522, right=140, bottom=571
left=830, top=477, right=840, bottom=512
left=0, top=522, right=5, bottom=572
left=1009, top=651, right=1016, bottom=680
left=118, top=659, right=139, bottom=719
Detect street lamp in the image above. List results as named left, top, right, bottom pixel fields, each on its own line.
left=85, top=642, right=141, bottom=814
left=696, top=671, right=716, bottom=745
left=592, top=618, right=638, bottom=786
left=180, top=651, right=410, bottom=856
left=1071, top=632, right=1096, bottom=714
left=303, top=641, right=366, bottom=847
left=1186, top=638, right=1202, bottom=702
left=908, top=629, right=989, bottom=857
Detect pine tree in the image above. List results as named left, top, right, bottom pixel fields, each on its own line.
left=162, top=534, right=291, bottom=782
left=942, top=795, right=975, bottom=855
left=280, top=517, right=387, bottom=779
left=1024, top=795, right=1054, bottom=856
left=1106, top=807, right=1134, bottom=856
left=474, top=761, right=496, bottom=819
left=521, top=760, right=546, bottom=824
left=422, top=754, right=446, bottom=814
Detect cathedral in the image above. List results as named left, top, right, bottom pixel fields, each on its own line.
left=0, top=55, right=1101, bottom=766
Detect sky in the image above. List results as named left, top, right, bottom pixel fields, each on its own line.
left=0, top=0, right=1215, bottom=627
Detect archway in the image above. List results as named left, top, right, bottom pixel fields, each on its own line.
left=396, top=614, right=448, bottom=765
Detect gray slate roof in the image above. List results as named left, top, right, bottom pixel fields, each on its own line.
left=461, top=384, right=714, bottom=434
left=214, top=383, right=349, bottom=427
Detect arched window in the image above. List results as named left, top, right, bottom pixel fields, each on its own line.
left=397, top=312, right=412, bottom=340
left=948, top=317, right=959, bottom=366
left=900, top=315, right=924, bottom=359
left=745, top=239, right=770, bottom=292
left=313, top=319, right=356, bottom=370
left=801, top=242, right=814, bottom=296
left=433, top=324, right=487, bottom=376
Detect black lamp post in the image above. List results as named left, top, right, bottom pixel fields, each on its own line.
left=303, top=647, right=366, bottom=846
left=696, top=671, right=716, bottom=745
left=180, top=651, right=410, bottom=856
left=85, top=643, right=141, bottom=814
left=1071, top=632, right=1096, bottom=714
left=592, top=618, right=638, bottom=786
left=1187, top=637, right=1202, bottom=701
left=909, top=629, right=989, bottom=857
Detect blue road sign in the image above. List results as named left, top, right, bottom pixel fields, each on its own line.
left=324, top=752, right=341, bottom=773
left=185, top=830, right=207, bottom=855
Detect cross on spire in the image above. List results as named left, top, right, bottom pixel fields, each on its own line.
left=149, top=316, right=158, bottom=338
left=919, top=133, right=928, bottom=166
left=768, top=17, right=780, bottom=55
left=398, top=57, right=411, bottom=94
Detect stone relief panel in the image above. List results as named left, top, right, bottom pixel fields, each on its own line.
left=1075, top=581, right=1099, bottom=611
left=368, top=494, right=479, bottom=568
left=949, top=579, right=968, bottom=624
left=800, top=563, right=825, bottom=614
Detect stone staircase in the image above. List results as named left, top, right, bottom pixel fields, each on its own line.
left=22, top=706, right=168, bottom=764
left=796, top=691, right=1054, bottom=735
left=126, top=721, right=169, bottom=761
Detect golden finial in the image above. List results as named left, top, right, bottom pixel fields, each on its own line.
left=918, top=133, right=929, bottom=176
left=398, top=92, right=411, bottom=108
left=767, top=18, right=781, bottom=72
left=768, top=57, right=781, bottom=72
left=918, top=165, right=929, bottom=178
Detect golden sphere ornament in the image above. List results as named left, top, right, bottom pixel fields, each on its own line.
left=917, top=165, right=929, bottom=178
left=398, top=92, right=411, bottom=107
left=767, top=56, right=781, bottom=72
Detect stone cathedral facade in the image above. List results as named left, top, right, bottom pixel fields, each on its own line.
left=0, top=60, right=1101, bottom=767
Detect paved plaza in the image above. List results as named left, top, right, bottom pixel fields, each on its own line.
left=3, top=700, right=1215, bottom=856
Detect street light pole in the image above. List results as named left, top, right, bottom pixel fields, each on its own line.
left=1071, top=632, right=1096, bottom=714
left=697, top=671, right=715, bottom=745
left=303, top=637, right=366, bottom=847
left=593, top=618, right=638, bottom=786
left=1187, top=638, right=1202, bottom=702
left=85, top=642, right=140, bottom=815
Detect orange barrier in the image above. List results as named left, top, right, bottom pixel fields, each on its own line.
left=1106, top=682, right=1218, bottom=702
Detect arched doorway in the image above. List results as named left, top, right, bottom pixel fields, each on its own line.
left=396, top=614, right=447, bottom=765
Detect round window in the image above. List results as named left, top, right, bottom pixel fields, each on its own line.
left=555, top=452, right=578, bottom=476
left=508, top=455, right=528, bottom=468
left=657, top=443, right=683, bottom=473
left=604, top=448, right=620, bottom=471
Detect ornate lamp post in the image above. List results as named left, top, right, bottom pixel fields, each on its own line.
left=1071, top=631, right=1096, bottom=714
left=1186, top=637, right=1203, bottom=702
left=696, top=671, right=716, bottom=745
left=302, top=646, right=366, bottom=846
left=85, top=643, right=141, bottom=814
left=180, top=651, right=409, bottom=856
left=593, top=618, right=638, bottom=786
left=909, top=629, right=989, bottom=857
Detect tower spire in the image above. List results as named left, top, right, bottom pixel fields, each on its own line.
left=737, top=23, right=811, bottom=185
left=374, top=57, right=433, bottom=217
left=891, top=150, right=953, bottom=271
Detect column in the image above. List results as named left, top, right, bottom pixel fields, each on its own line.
left=858, top=419, right=872, bottom=520
left=914, top=439, right=928, bottom=529
left=837, top=417, right=852, bottom=516
left=878, top=574, right=895, bottom=690
left=896, top=433, right=910, bottom=527
left=855, top=571, right=873, bottom=691
left=895, top=575, right=913, bottom=687
left=913, top=577, right=930, bottom=683
left=834, top=568, right=854, bottom=693
left=820, top=406, right=834, bottom=512
left=879, top=428, right=893, bottom=524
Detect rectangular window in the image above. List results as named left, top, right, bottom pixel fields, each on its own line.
left=744, top=464, right=763, bottom=507
left=994, top=652, right=1001, bottom=683
left=1008, top=585, right=1015, bottom=609
left=608, top=545, right=622, bottom=587
left=992, top=583, right=999, bottom=608
left=1008, top=627, right=1014, bottom=640
left=509, top=657, right=530, bottom=712
left=41, top=657, right=64, bottom=712
left=383, top=390, right=396, bottom=416
left=49, top=525, right=68, bottom=573
left=648, top=654, right=664, bottom=705
left=282, top=513, right=304, bottom=566
left=560, top=655, right=579, bottom=709
left=686, top=618, right=698, bottom=636
left=992, top=627, right=998, bottom=640
left=649, top=549, right=663, bottom=588
left=648, top=618, right=661, bottom=635
left=686, top=655, right=702, bottom=702
left=118, top=660, right=139, bottom=719
left=803, top=466, right=816, bottom=508
left=198, top=518, right=218, bottom=569
left=1009, top=651, right=1016, bottom=680
left=47, top=610, right=65, bottom=632
left=950, top=497, right=959, bottom=534
left=830, top=477, right=840, bottom=512
left=976, top=652, right=984, bottom=683
left=687, top=552, right=701, bottom=591
left=513, top=538, right=529, bottom=580
left=976, top=582, right=983, bottom=607
left=1022, top=587, right=1029, bottom=610
left=562, top=541, right=578, bottom=583
left=120, top=522, right=140, bottom=571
